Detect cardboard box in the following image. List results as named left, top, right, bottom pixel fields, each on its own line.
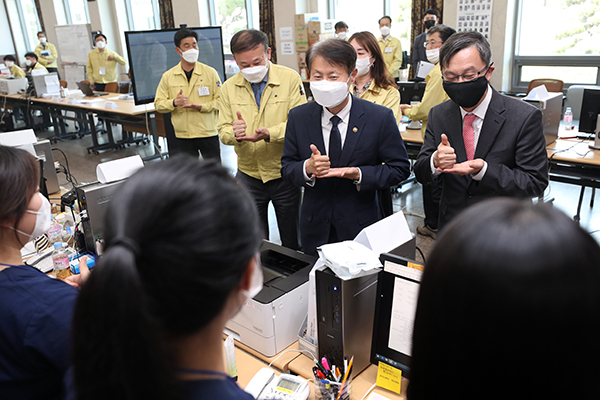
left=307, top=19, right=336, bottom=34
left=298, top=52, right=307, bottom=67
left=308, top=32, right=335, bottom=46
left=295, top=13, right=319, bottom=27
left=296, top=42, right=309, bottom=52
left=295, top=27, right=308, bottom=42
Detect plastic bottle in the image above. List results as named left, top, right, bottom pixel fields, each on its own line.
left=52, top=242, right=70, bottom=280
left=47, top=216, right=62, bottom=243
left=564, top=107, right=573, bottom=130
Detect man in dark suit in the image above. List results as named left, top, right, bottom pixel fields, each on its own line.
left=414, top=31, right=548, bottom=230
left=411, top=9, right=439, bottom=76
left=281, top=39, right=410, bottom=256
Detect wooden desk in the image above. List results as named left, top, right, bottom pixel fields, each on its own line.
left=230, top=338, right=302, bottom=372
left=400, top=126, right=423, bottom=161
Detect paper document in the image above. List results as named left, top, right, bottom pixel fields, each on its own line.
left=96, top=155, right=144, bottom=183
left=79, top=98, right=105, bottom=104
left=387, top=276, right=419, bottom=356
left=44, top=75, right=60, bottom=95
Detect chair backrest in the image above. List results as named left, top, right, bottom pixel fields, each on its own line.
left=526, top=78, right=564, bottom=95
left=104, top=82, right=119, bottom=93
left=59, top=80, right=67, bottom=88
left=564, top=85, right=600, bottom=121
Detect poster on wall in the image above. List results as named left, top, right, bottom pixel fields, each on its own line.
left=456, top=0, right=493, bottom=40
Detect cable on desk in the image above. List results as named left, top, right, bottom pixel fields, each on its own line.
left=267, top=348, right=318, bottom=369
left=415, top=246, right=426, bottom=264
left=52, top=147, right=78, bottom=187
left=359, top=382, right=377, bottom=400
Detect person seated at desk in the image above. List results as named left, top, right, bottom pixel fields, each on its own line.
left=408, top=198, right=600, bottom=400
left=35, top=31, right=59, bottom=78
left=86, top=33, right=127, bottom=92
left=3, top=55, right=25, bottom=78
left=70, top=157, right=261, bottom=400
left=24, top=52, right=47, bottom=73
left=0, top=145, right=86, bottom=399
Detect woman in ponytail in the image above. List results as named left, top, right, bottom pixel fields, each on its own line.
left=71, top=156, right=262, bottom=400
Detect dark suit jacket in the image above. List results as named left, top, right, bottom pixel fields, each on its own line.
left=281, top=96, right=411, bottom=255
left=411, top=32, right=428, bottom=75
left=414, top=87, right=549, bottom=229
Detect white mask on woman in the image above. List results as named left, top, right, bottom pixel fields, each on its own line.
left=426, top=48, right=440, bottom=64
left=310, top=78, right=350, bottom=108
left=10, top=193, right=52, bottom=242
left=356, top=57, right=373, bottom=77
left=240, top=62, right=269, bottom=83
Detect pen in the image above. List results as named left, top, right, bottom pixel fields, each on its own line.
left=320, top=379, right=342, bottom=386
left=335, top=367, right=341, bottom=382
left=343, top=356, right=348, bottom=375
left=316, top=361, right=328, bottom=376
left=336, top=356, right=354, bottom=400
left=322, top=357, right=331, bottom=371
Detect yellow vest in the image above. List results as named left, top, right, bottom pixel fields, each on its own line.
left=355, top=81, right=401, bottom=124
left=29, top=62, right=47, bottom=73
left=218, top=63, right=307, bottom=183
left=378, top=36, right=403, bottom=78
left=10, top=65, right=25, bottom=78
left=154, top=62, right=222, bottom=139
left=35, top=43, right=58, bottom=69
left=86, top=48, right=127, bottom=84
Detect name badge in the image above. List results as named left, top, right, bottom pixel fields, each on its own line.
left=385, top=47, right=393, bottom=53
left=99, top=67, right=106, bottom=75
left=198, top=86, right=210, bottom=96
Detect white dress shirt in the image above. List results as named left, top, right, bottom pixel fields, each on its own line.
left=431, top=84, right=493, bottom=180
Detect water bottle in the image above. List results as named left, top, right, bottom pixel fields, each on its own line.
left=47, top=216, right=61, bottom=243
left=52, top=242, right=70, bottom=280
left=563, top=107, right=573, bottom=130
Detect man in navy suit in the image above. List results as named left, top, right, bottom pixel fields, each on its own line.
left=414, top=31, right=548, bottom=230
left=281, top=39, right=410, bottom=256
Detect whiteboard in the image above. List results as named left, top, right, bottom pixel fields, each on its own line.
left=54, top=24, right=93, bottom=64
left=64, top=64, right=87, bottom=90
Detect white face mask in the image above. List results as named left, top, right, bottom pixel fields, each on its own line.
left=356, top=57, right=372, bottom=77
left=426, top=48, right=440, bottom=64
left=25, top=59, right=32, bottom=67
left=380, top=26, right=391, bottom=36
left=240, top=62, right=269, bottom=83
left=5, top=61, right=14, bottom=68
left=40, top=37, right=47, bottom=44
left=10, top=193, right=52, bottom=243
left=337, top=32, right=347, bottom=40
left=241, top=257, right=264, bottom=301
left=310, top=77, right=350, bottom=108
left=96, top=40, right=106, bottom=49
left=180, top=48, right=199, bottom=63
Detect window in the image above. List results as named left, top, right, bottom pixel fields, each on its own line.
left=64, top=0, right=90, bottom=24
left=388, top=0, right=412, bottom=54
left=209, top=0, right=258, bottom=54
left=16, top=0, right=41, bottom=51
left=331, top=0, right=384, bottom=39
left=126, top=0, right=161, bottom=31
left=512, top=0, right=600, bottom=92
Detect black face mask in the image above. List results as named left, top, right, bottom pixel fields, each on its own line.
left=424, top=20, right=436, bottom=29
left=443, top=75, right=489, bottom=109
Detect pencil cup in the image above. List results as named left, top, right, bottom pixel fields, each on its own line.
left=314, top=378, right=351, bottom=400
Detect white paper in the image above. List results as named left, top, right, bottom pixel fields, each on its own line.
left=416, top=61, right=435, bottom=79
left=281, top=42, right=294, bottom=55
left=96, top=155, right=144, bottom=183
left=79, top=98, right=104, bottom=104
left=280, top=26, right=294, bottom=41
left=0, top=129, right=37, bottom=150
left=44, top=75, right=60, bottom=95
left=354, top=211, right=412, bottom=256
left=387, top=276, right=419, bottom=356
left=317, top=241, right=381, bottom=280
left=523, top=84, right=550, bottom=101
left=31, top=69, right=46, bottom=77
left=104, top=101, right=118, bottom=109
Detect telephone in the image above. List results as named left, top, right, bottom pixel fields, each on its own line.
left=245, top=368, right=310, bottom=400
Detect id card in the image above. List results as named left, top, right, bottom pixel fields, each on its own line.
left=198, top=86, right=210, bottom=96
left=99, top=67, right=106, bottom=75
left=385, top=47, right=393, bottom=53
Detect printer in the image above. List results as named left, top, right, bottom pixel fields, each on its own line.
left=0, top=77, right=28, bottom=95
left=225, top=241, right=317, bottom=357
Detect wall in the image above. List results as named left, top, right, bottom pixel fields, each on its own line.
left=88, top=0, right=128, bottom=79
left=0, top=1, right=16, bottom=56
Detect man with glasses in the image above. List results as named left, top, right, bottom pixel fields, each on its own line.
left=414, top=31, right=548, bottom=230
left=411, top=9, right=439, bottom=77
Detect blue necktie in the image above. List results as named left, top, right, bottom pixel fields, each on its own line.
left=329, top=115, right=342, bottom=167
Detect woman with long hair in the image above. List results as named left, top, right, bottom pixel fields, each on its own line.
left=71, top=156, right=262, bottom=400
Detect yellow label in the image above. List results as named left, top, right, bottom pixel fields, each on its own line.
left=375, top=362, right=402, bottom=394
left=407, top=261, right=424, bottom=271
left=276, top=387, right=293, bottom=394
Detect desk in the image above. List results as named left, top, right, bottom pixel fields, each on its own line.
left=230, top=338, right=302, bottom=372
left=400, top=127, right=423, bottom=161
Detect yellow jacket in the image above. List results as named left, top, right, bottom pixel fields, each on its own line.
left=403, top=63, right=449, bottom=137
left=28, top=62, right=47, bottom=73
left=35, top=43, right=58, bottom=69
left=86, top=48, right=127, bottom=84
left=10, top=65, right=25, bottom=78
left=218, top=63, right=307, bottom=183
left=154, top=62, right=221, bottom=139
left=378, top=36, right=403, bottom=78
left=354, top=81, right=401, bottom=124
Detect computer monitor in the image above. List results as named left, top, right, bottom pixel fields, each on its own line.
left=398, top=81, right=427, bottom=104
left=124, top=27, right=225, bottom=105
left=370, top=253, right=423, bottom=379
left=578, top=88, right=600, bottom=135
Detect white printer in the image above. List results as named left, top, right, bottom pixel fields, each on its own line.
left=0, top=77, right=28, bottom=95
left=225, top=241, right=316, bottom=357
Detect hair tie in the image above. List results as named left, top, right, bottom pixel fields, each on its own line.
left=110, top=237, right=140, bottom=257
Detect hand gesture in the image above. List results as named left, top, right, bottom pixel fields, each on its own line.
left=305, top=144, right=331, bottom=178
left=233, top=111, right=247, bottom=138
left=433, top=134, right=456, bottom=170
left=107, top=54, right=115, bottom=61
left=439, top=159, right=485, bottom=175
left=237, top=127, right=270, bottom=142
left=317, top=167, right=360, bottom=180
left=174, top=89, right=188, bottom=107
left=180, top=103, right=202, bottom=111
left=64, top=256, right=91, bottom=289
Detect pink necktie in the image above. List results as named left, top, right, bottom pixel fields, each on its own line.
left=463, top=114, right=477, bottom=161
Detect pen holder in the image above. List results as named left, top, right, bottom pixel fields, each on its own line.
left=314, top=378, right=351, bottom=400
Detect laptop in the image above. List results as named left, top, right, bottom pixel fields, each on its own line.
left=76, top=81, right=108, bottom=97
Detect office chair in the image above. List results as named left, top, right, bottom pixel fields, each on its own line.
left=526, top=78, right=564, bottom=94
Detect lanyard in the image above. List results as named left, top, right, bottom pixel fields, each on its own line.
left=0, top=262, right=44, bottom=274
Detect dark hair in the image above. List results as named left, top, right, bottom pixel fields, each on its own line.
left=335, top=21, right=348, bottom=30
left=409, top=198, right=600, bottom=400
left=378, top=15, right=392, bottom=25
left=37, top=31, right=46, bottom=37
left=3, top=54, right=16, bottom=62
left=94, top=33, right=107, bottom=42
left=426, top=24, right=456, bottom=44
left=349, top=31, right=395, bottom=90
left=439, top=31, right=491, bottom=70
left=24, top=52, right=38, bottom=61
left=307, top=38, right=356, bottom=77
left=423, top=8, right=439, bottom=18
left=173, top=28, right=198, bottom=48
left=0, top=145, right=39, bottom=242
left=72, top=157, right=261, bottom=400
left=230, top=29, right=268, bottom=55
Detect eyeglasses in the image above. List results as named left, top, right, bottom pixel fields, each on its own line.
left=442, top=63, right=493, bottom=83
left=423, top=40, right=443, bottom=48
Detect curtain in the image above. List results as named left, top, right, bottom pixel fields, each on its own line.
left=259, top=0, right=277, bottom=64
left=410, top=0, right=443, bottom=78
left=158, top=0, right=175, bottom=29
left=34, top=0, right=45, bottom=33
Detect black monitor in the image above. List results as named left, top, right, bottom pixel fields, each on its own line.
left=398, top=81, right=427, bottom=104
left=370, top=253, right=423, bottom=380
left=579, top=88, right=600, bottom=135
left=125, top=27, right=225, bottom=105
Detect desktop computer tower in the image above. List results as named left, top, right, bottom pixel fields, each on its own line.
left=316, top=267, right=379, bottom=379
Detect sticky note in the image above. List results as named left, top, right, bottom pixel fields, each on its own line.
left=408, top=261, right=424, bottom=271
left=375, top=362, right=402, bottom=394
